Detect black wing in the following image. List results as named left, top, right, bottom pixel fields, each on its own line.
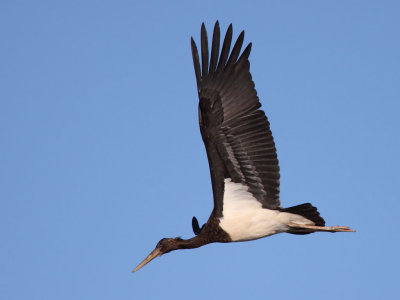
left=191, top=22, right=281, bottom=217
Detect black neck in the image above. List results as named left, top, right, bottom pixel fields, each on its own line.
left=175, top=235, right=210, bottom=250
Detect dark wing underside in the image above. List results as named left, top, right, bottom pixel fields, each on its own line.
left=191, top=22, right=281, bottom=217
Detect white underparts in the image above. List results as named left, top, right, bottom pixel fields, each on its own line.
left=219, top=178, right=315, bottom=242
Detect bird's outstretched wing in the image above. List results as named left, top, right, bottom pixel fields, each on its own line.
left=191, top=22, right=281, bottom=217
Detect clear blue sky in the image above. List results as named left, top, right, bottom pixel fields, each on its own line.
left=1, top=1, right=399, bottom=299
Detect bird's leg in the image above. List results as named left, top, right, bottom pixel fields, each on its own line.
left=288, top=222, right=355, bottom=233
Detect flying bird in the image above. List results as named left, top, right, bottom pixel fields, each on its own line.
left=133, top=22, right=354, bottom=272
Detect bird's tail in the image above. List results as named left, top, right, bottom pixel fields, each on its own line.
left=283, top=203, right=325, bottom=234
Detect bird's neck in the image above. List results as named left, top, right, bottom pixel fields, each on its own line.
left=175, top=235, right=210, bottom=250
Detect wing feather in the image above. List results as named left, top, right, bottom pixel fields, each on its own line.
left=216, top=24, right=232, bottom=73
left=200, top=23, right=209, bottom=78
left=209, top=22, right=220, bottom=75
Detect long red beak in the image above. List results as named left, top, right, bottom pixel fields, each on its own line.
left=132, top=248, right=162, bottom=272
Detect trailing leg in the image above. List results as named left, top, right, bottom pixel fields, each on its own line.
left=288, top=222, right=355, bottom=233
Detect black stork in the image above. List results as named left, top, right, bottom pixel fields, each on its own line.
left=133, top=22, right=354, bottom=272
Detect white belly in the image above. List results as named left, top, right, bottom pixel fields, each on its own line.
left=219, top=179, right=314, bottom=242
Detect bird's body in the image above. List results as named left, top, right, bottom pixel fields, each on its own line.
left=219, top=179, right=314, bottom=241
left=133, top=22, right=354, bottom=272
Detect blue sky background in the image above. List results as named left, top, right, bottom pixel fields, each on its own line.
left=1, top=1, right=399, bottom=299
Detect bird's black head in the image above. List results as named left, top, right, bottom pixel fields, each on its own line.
left=155, top=237, right=184, bottom=254
left=132, top=237, right=183, bottom=272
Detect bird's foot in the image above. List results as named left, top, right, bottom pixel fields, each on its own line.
left=288, top=222, right=355, bottom=233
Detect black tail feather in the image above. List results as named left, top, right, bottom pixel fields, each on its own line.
left=282, top=203, right=325, bottom=235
